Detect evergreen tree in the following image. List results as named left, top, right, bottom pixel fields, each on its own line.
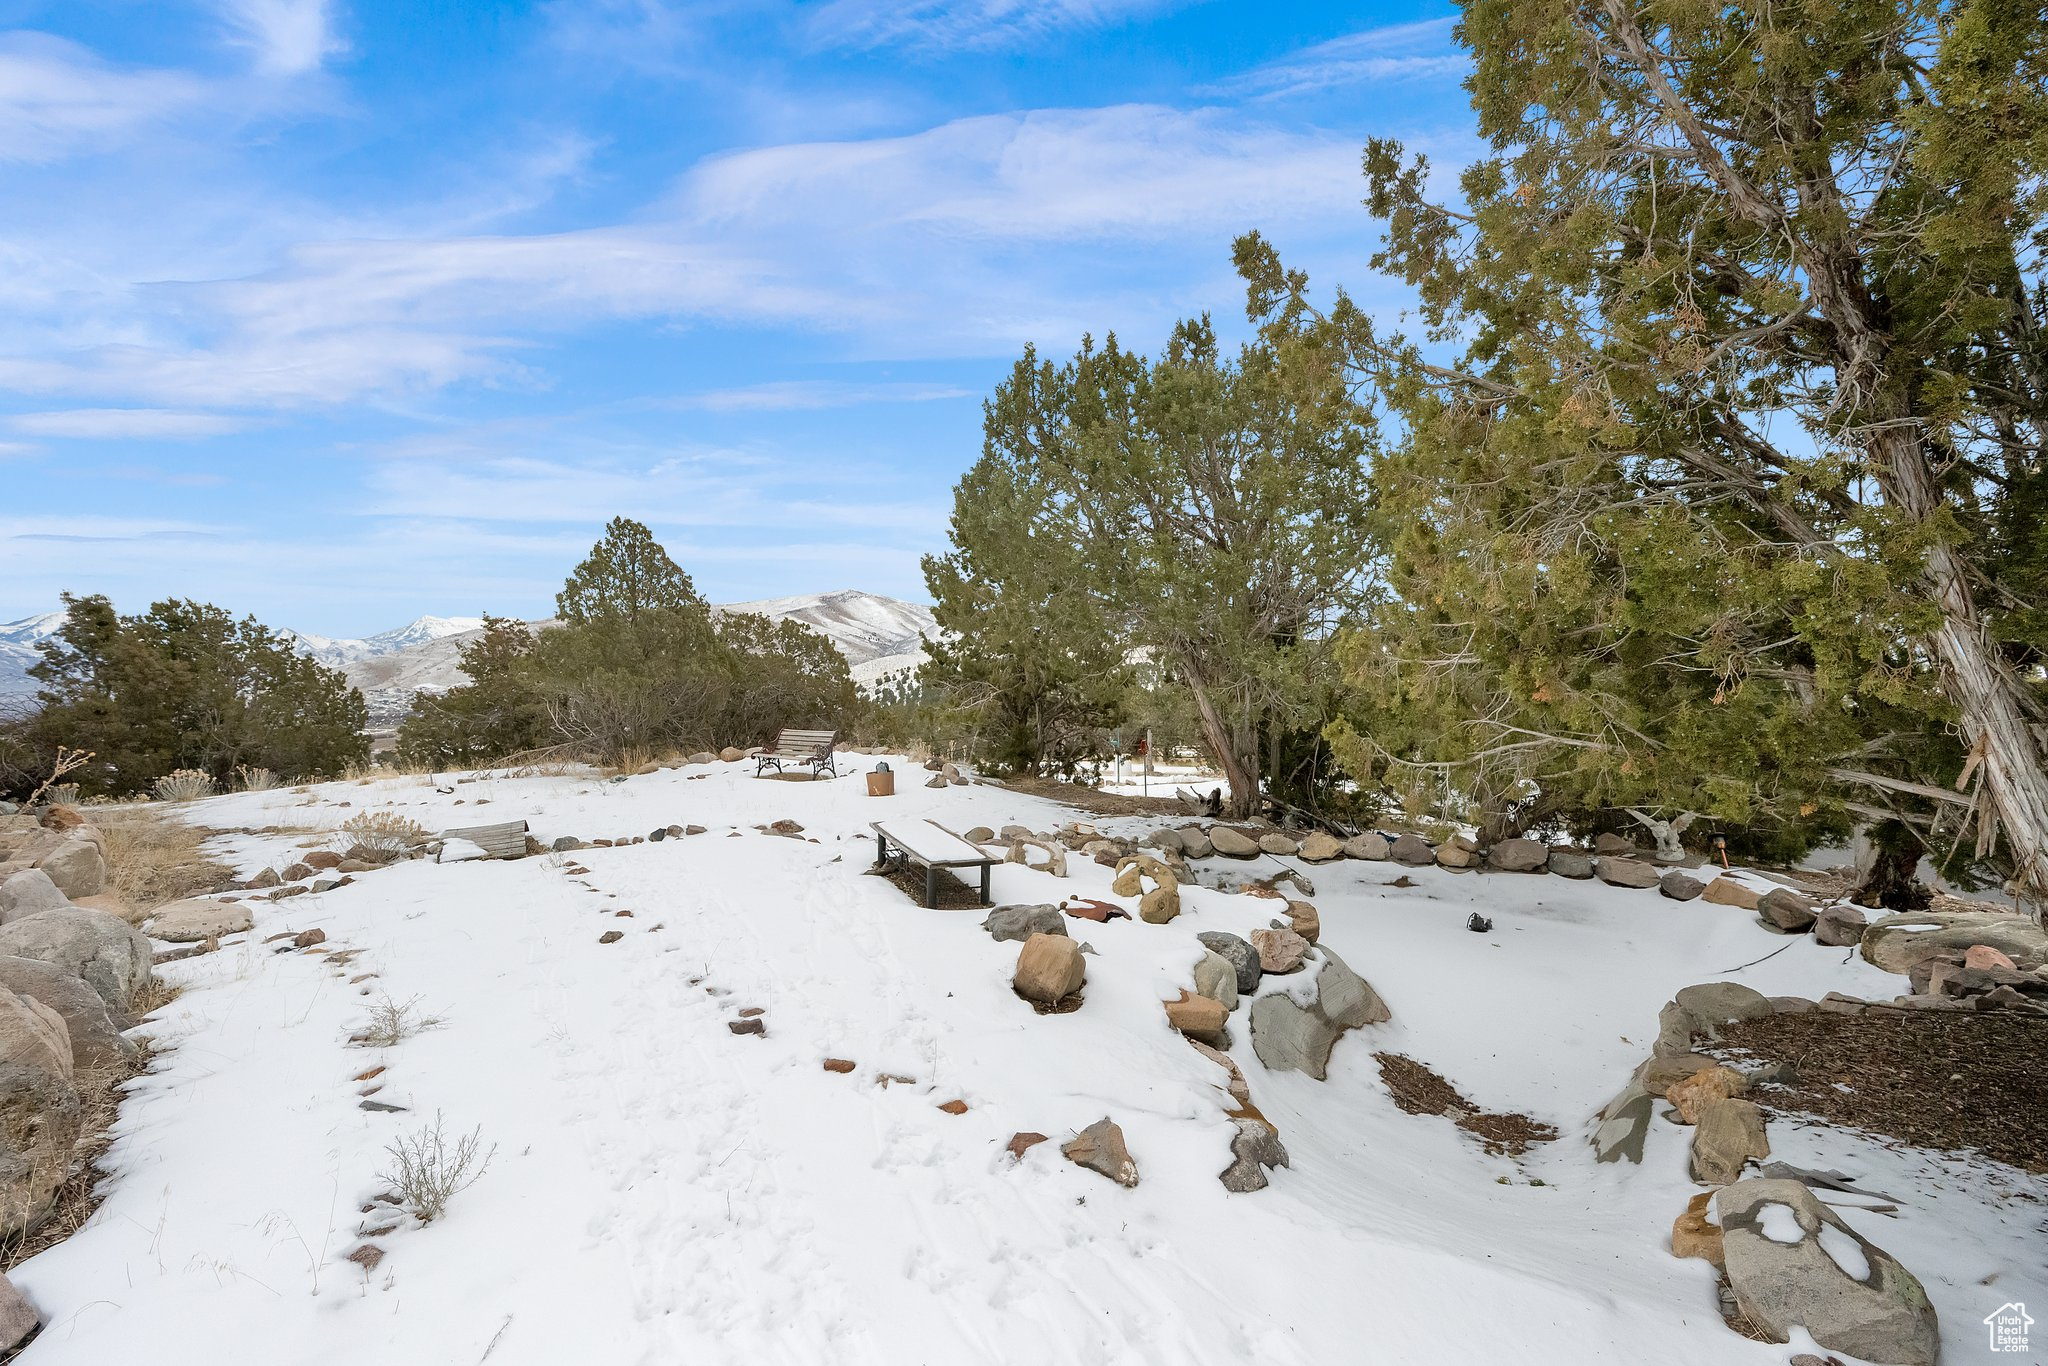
left=394, top=617, right=551, bottom=768
left=24, top=594, right=367, bottom=796
left=1238, top=0, right=2048, bottom=885
left=556, top=516, right=706, bottom=625
left=946, top=319, right=1376, bottom=815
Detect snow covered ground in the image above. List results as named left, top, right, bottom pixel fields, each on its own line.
left=12, top=761, right=2043, bottom=1365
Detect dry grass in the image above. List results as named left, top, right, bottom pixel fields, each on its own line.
left=0, top=1046, right=153, bottom=1274
left=131, top=975, right=185, bottom=1018
left=96, top=810, right=234, bottom=913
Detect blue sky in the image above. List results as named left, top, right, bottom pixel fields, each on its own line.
left=0, top=0, right=1475, bottom=635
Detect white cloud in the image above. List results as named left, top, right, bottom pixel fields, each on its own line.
left=1213, top=20, right=1469, bottom=100
left=805, top=0, right=1170, bottom=51
left=9, top=408, right=253, bottom=438
left=216, top=0, right=345, bottom=76
left=0, top=33, right=204, bottom=165
left=675, top=380, right=975, bottom=411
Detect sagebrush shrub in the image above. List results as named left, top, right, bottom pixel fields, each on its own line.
left=152, top=769, right=214, bottom=802
left=379, top=1112, right=494, bottom=1224
left=339, top=810, right=425, bottom=854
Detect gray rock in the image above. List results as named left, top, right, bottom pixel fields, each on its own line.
left=1690, top=1097, right=1769, bottom=1184
left=1594, top=856, right=1660, bottom=889
left=1342, top=832, right=1390, bottom=860
left=1593, top=832, right=1637, bottom=856
left=552, top=836, right=583, bottom=852
left=1759, top=888, right=1818, bottom=932
left=1659, top=871, right=1706, bottom=901
left=0, top=909, right=152, bottom=1012
left=981, top=904, right=1066, bottom=943
left=1312, top=947, right=1390, bottom=1028
left=0, top=871, right=70, bottom=924
left=1248, top=947, right=1389, bottom=1080
left=1718, top=1178, right=1939, bottom=1365
left=1249, top=992, right=1339, bottom=1079
left=1548, top=849, right=1595, bottom=879
left=34, top=835, right=105, bottom=900
left=1486, top=838, right=1549, bottom=872
left=1388, top=833, right=1435, bottom=866
left=1257, top=832, right=1301, bottom=857
left=1814, top=904, right=1868, bottom=947
left=1139, top=829, right=1186, bottom=854
left=1861, top=909, right=2046, bottom=974
left=0, top=955, right=138, bottom=1072
left=0, top=1272, right=36, bottom=1355
left=1177, top=828, right=1213, bottom=859
left=963, top=826, right=995, bottom=844
left=1210, top=827, right=1260, bottom=859
left=1219, top=1117, right=1289, bottom=1192
left=1197, top=931, right=1261, bottom=995
left=0, top=990, right=83, bottom=1240
left=1296, top=831, right=1344, bottom=863
left=1191, top=950, right=1239, bottom=1011
left=1061, top=1117, right=1138, bottom=1187
left=1592, top=1081, right=1654, bottom=1163
left=146, top=898, right=252, bottom=944
left=1674, top=981, right=1775, bottom=1035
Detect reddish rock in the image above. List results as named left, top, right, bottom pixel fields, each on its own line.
left=1667, top=1066, right=1745, bottom=1124
left=1163, top=989, right=1228, bottom=1038
left=293, top=928, right=326, bottom=948
left=937, top=1099, right=969, bottom=1115
left=1249, top=927, right=1309, bottom=974
left=822, top=1058, right=856, bottom=1073
left=1670, top=1192, right=1724, bottom=1268
left=1006, top=1132, right=1049, bottom=1160
left=1062, top=1117, right=1138, bottom=1187
left=1965, top=944, right=2019, bottom=971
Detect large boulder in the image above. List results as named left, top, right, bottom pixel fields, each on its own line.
left=1657, top=980, right=1776, bottom=1055
left=1388, top=834, right=1435, bottom=866
left=0, top=909, right=152, bottom=1012
left=0, top=989, right=83, bottom=1240
left=1257, top=832, right=1300, bottom=857
left=1197, top=932, right=1260, bottom=995
left=1861, top=910, right=2048, bottom=975
left=1013, top=934, right=1084, bottom=1006
left=1718, top=1178, right=1939, bottom=1365
left=981, top=905, right=1066, bottom=943
left=1659, top=871, right=1706, bottom=901
left=1249, top=946, right=1389, bottom=1080
left=1342, top=832, right=1390, bottom=861
left=1177, top=828, right=1213, bottom=860
left=1209, top=827, right=1260, bottom=859
left=147, top=898, right=253, bottom=944
left=33, top=834, right=105, bottom=900
left=1759, top=888, right=1818, bottom=933
left=1434, top=843, right=1476, bottom=870
left=1062, top=1117, right=1138, bottom=1187
left=1592, top=1081, right=1654, bottom=1164
left=1814, top=904, right=1869, bottom=947
left=0, top=871, right=69, bottom=924
left=0, top=1273, right=36, bottom=1355
left=1296, top=831, right=1344, bottom=863
left=1701, top=877, right=1763, bottom=910
left=1486, top=838, right=1549, bottom=872
left=1594, top=856, right=1661, bottom=889
left=1250, top=927, right=1309, bottom=974
left=0, top=956, right=136, bottom=1073
left=1220, top=1117, right=1289, bottom=1193
left=1690, top=1097, right=1769, bottom=1184
left=1191, top=950, right=1239, bottom=1011
left=1548, top=849, right=1595, bottom=879
left=1110, top=855, right=1181, bottom=923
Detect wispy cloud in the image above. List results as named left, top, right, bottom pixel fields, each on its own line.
left=9, top=408, right=254, bottom=439
left=0, top=33, right=204, bottom=165
left=675, top=380, right=975, bottom=411
left=1212, top=19, right=1468, bottom=101
left=216, top=0, right=346, bottom=76
left=805, top=0, right=1172, bottom=52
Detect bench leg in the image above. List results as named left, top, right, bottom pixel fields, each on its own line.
left=925, top=864, right=938, bottom=909
left=874, top=833, right=888, bottom=869
left=980, top=863, right=991, bottom=906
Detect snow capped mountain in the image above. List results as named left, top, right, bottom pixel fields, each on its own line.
left=720, top=590, right=939, bottom=668
left=282, top=616, right=486, bottom=669
left=0, top=612, right=67, bottom=701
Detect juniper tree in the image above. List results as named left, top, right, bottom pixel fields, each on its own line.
left=1239, top=0, right=2048, bottom=887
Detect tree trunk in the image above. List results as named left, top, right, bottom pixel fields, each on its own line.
left=1883, top=430, right=2048, bottom=906
left=1180, top=654, right=1259, bottom=818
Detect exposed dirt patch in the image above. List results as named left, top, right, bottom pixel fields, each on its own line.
left=996, top=775, right=1189, bottom=818
left=1372, top=1052, right=1560, bottom=1157
left=1712, top=1009, right=2048, bottom=1173
left=871, top=858, right=989, bottom=910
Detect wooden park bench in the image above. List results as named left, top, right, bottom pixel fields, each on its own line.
left=755, top=728, right=840, bottom=780
left=871, top=818, right=1000, bottom=908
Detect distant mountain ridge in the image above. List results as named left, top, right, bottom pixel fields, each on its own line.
left=1, top=592, right=938, bottom=725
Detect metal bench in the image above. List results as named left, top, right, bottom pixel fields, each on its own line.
left=871, top=818, right=999, bottom=908
left=755, top=728, right=840, bottom=780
